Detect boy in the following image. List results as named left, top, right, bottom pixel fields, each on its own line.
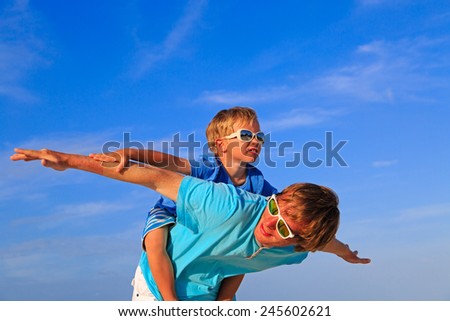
left=90, top=107, right=277, bottom=300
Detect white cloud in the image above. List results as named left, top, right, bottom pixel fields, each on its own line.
left=372, top=159, right=398, bottom=168
left=260, top=108, right=344, bottom=132
left=130, top=0, right=208, bottom=78
left=311, top=63, right=395, bottom=103
left=0, top=130, right=126, bottom=202
left=317, top=37, right=450, bottom=103
left=198, top=85, right=294, bottom=105
left=396, top=203, right=450, bottom=222
left=10, top=200, right=138, bottom=229
left=197, top=36, right=450, bottom=108
left=356, top=0, right=409, bottom=8
left=358, top=0, right=387, bottom=5
left=0, top=226, right=141, bottom=283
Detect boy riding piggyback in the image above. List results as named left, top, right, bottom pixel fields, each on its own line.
left=91, top=107, right=276, bottom=300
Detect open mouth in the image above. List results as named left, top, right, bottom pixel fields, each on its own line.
left=247, top=147, right=259, bottom=155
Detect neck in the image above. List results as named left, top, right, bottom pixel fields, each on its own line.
left=218, top=156, right=247, bottom=186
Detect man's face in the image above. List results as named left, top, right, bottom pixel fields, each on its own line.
left=253, top=200, right=301, bottom=248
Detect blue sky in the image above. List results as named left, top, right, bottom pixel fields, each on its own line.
left=1, top=0, right=450, bottom=300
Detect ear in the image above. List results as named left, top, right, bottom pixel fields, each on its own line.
left=215, top=138, right=227, bottom=154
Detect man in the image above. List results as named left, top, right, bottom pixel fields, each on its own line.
left=11, top=148, right=370, bottom=300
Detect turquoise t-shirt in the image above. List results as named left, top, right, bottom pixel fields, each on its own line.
left=140, top=176, right=308, bottom=301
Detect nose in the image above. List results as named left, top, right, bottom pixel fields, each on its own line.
left=266, top=215, right=278, bottom=230
left=249, top=136, right=262, bottom=147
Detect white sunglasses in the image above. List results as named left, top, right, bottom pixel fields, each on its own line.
left=267, top=194, right=296, bottom=239
left=223, top=129, right=265, bottom=143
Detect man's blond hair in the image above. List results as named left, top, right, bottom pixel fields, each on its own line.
left=206, top=106, right=259, bottom=155
left=277, top=183, right=340, bottom=253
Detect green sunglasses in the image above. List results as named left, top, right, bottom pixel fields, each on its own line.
left=224, top=129, right=265, bottom=143
left=268, top=194, right=296, bottom=239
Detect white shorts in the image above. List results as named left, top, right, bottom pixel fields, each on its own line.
left=131, top=265, right=158, bottom=301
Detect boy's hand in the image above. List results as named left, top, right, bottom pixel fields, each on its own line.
left=11, top=148, right=69, bottom=171
left=89, top=150, right=129, bottom=173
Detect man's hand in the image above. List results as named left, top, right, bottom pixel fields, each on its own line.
left=320, top=238, right=371, bottom=264
left=337, top=244, right=371, bottom=264
left=11, top=148, right=69, bottom=171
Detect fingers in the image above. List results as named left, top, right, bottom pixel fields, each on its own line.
left=88, top=153, right=124, bottom=172
left=351, top=250, right=371, bottom=264
left=343, top=249, right=371, bottom=264
left=14, top=148, right=40, bottom=156
left=117, top=158, right=126, bottom=173
left=10, top=148, right=42, bottom=161
left=352, top=249, right=371, bottom=264
left=353, top=255, right=371, bottom=264
left=10, top=153, right=37, bottom=161
left=342, top=244, right=370, bottom=264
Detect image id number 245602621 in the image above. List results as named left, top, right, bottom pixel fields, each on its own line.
left=259, top=305, right=331, bottom=317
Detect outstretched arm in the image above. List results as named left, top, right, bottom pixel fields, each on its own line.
left=320, top=238, right=371, bottom=264
left=89, top=148, right=191, bottom=175
left=11, top=148, right=183, bottom=201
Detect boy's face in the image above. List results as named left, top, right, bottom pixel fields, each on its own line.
left=253, top=201, right=301, bottom=248
left=220, top=120, right=263, bottom=164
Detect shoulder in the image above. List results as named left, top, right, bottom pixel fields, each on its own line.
left=177, top=176, right=265, bottom=230
left=180, top=176, right=265, bottom=208
left=246, top=165, right=278, bottom=196
left=179, top=176, right=233, bottom=204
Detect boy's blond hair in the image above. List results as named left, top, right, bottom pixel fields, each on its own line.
left=206, top=106, right=259, bottom=155
left=277, top=183, right=340, bottom=253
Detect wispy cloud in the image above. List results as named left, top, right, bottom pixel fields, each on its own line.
left=130, top=0, right=208, bottom=78
left=357, top=0, right=387, bottom=6
left=1, top=130, right=125, bottom=202
left=429, top=12, right=450, bottom=25
left=198, top=85, right=295, bottom=105
left=197, top=36, right=450, bottom=108
left=0, top=0, right=50, bottom=103
left=312, top=37, right=450, bottom=104
left=0, top=225, right=141, bottom=283
left=311, top=63, right=394, bottom=103
left=372, top=159, right=398, bottom=168
left=10, top=200, right=138, bottom=229
left=260, top=108, right=344, bottom=132
left=356, top=0, right=408, bottom=7
left=396, top=203, right=450, bottom=222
